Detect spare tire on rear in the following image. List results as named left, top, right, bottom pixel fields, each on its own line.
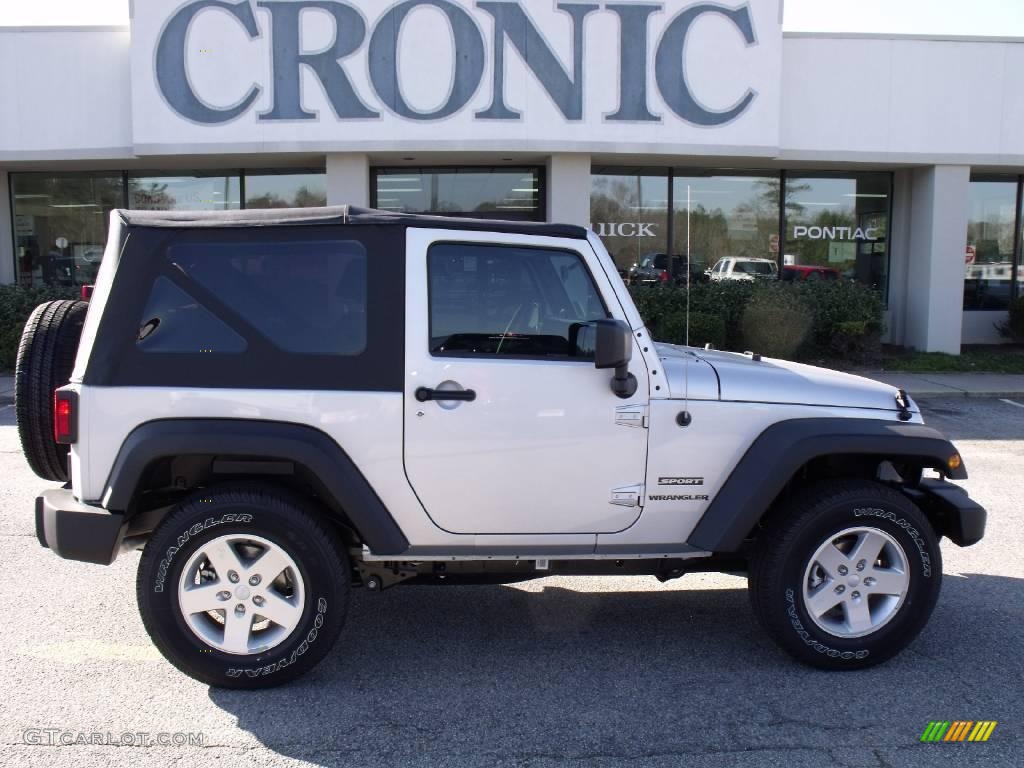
left=15, top=300, right=89, bottom=481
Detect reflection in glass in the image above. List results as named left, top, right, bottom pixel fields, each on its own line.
left=11, top=172, right=122, bottom=287
left=245, top=172, right=326, bottom=208
left=589, top=172, right=669, bottom=276
left=784, top=174, right=891, bottom=298
left=964, top=180, right=1017, bottom=310
left=672, top=174, right=780, bottom=280
left=374, top=167, right=542, bottom=220
left=128, top=174, right=241, bottom=211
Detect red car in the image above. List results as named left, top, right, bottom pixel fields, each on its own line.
left=782, top=264, right=840, bottom=282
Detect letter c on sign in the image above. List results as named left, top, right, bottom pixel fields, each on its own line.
left=655, top=3, right=758, bottom=126
left=155, top=0, right=262, bottom=124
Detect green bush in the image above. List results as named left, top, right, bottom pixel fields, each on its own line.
left=791, top=280, right=884, bottom=355
left=0, top=285, right=79, bottom=371
left=739, top=287, right=814, bottom=359
left=1003, top=296, right=1024, bottom=342
left=658, top=310, right=727, bottom=349
left=627, top=279, right=885, bottom=364
left=631, top=282, right=754, bottom=349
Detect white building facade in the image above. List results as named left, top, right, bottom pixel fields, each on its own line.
left=2, top=0, right=1024, bottom=352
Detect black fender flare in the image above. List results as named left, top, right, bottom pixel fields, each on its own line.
left=101, top=418, right=409, bottom=555
left=685, top=418, right=967, bottom=553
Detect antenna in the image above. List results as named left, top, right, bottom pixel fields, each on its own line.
left=684, top=183, right=691, bottom=408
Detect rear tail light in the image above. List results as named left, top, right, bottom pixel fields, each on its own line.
left=53, top=389, right=78, bottom=445
left=658, top=271, right=670, bottom=282
left=81, top=285, right=94, bottom=300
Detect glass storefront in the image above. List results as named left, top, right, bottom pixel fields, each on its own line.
left=783, top=173, right=891, bottom=297
left=10, top=173, right=122, bottom=286
left=372, top=167, right=543, bottom=220
left=964, top=178, right=1018, bottom=310
left=591, top=168, right=892, bottom=297
left=10, top=169, right=324, bottom=286
left=672, top=173, right=780, bottom=278
left=245, top=171, right=327, bottom=209
left=589, top=171, right=668, bottom=275
left=128, top=173, right=241, bottom=211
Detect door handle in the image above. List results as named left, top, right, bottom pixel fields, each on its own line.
left=415, top=387, right=477, bottom=403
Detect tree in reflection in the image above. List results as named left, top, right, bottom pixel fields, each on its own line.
left=129, top=182, right=175, bottom=211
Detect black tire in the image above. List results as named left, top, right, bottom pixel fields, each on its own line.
left=749, top=479, right=942, bottom=670
left=15, top=299, right=89, bottom=481
left=137, top=486, right=350, bottom=689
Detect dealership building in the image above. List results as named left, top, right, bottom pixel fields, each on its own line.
left=2, top=0, right=1024, bottom=353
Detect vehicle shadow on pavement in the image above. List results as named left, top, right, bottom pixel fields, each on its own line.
left=208, top=573, right=1023, bottom=766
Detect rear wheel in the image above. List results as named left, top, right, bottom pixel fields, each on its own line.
left=749, top=480, right=942, bottom=669
left=15, top=299, right=88, bottom=481
left=137, top=486, right=350, bottom=688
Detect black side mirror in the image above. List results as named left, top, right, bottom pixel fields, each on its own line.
left=594, top=318, right=638, bottom=399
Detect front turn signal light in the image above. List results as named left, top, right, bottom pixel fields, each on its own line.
left=947, top=453, right=962, bottom=472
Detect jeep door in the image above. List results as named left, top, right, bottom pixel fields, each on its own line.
left=402, top=228, right=650, bottom=535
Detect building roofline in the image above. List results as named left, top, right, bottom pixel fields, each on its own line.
left=0, top=25, right=128, bottom=33
left=784, top=30, right=1024, bottom=44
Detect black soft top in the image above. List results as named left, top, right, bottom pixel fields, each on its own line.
left=117, top=205, right=588, bottom=240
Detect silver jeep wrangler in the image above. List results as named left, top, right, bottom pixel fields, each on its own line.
left=19, top=207, right=984, bottom=687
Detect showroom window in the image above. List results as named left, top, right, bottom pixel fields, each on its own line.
left=673, top=173, right=780, bottom=278
left=372, top=167, right=544, bottom=220
left=10, top=172, right=122, bottom=286
left=964, top=178, right=1020, bottom=311
left=591, top=169, right=893, bottom=300
left=590, top=170, right=669, bottom=275
left=783, top=173, right=892, bottom=300
left=128, top=173, right=241, bottom=211
left=244, top=171, right=327, bottom=209
left=10, top=169, right=326, bottom=286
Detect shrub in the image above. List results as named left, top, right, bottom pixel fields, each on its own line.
left=739, top=287, right=814, bottom=359
left=658, top=310, right=727, bottom=349
left=627, top=279, right=885, bottom=364
left=1001, top=296, right=1024, bottom=342
left=792, top=280, right=885, bottom=355
left=0, top=285, right=79, bottom=371
left=828, top=320, right=883, bottom=366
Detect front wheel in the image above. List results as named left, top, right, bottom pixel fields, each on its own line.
left=137, top=486, right=350, bottom=688
left=749, top=480, right=942, bottom=669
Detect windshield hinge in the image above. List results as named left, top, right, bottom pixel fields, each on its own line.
left=610, top=484, right=644, bottom=508
left=615, top=404, right=648, bottom=429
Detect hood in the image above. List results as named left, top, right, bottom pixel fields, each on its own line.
left=654, top=343, right=913, bottom=413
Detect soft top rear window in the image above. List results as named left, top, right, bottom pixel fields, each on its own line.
left=84, top=224, right=404, bottom=391
left=164, top=239, right=367, bottom=356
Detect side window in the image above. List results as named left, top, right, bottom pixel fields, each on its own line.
left=428, top=243, right=608, bottom=358
left=164, top=239, right=367, bottom=356
left=137, top=277, right=247, bottom=354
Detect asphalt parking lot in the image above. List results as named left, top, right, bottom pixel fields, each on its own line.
left=0, top=398, right=1021, bottom=767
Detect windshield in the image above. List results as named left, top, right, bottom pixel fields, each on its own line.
left=734, top=261, right=777, bottom=276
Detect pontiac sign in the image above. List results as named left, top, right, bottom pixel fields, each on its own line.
left=131, top=0, right=782, bottom=153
